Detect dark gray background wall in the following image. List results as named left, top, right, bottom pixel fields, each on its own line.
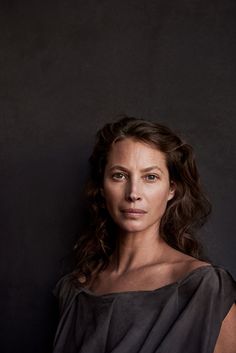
left=1, top=1, right=236, bottom=352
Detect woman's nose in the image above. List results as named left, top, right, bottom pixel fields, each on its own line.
left=125, top=180, right=142, bottom=202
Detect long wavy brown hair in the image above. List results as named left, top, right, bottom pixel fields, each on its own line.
left=72, top=116, right=211, bottom=285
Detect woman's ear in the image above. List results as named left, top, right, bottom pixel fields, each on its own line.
left=167, top=181, right=176, bottom=201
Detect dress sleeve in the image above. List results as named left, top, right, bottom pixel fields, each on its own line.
left=53, top=274, right=76, bottom=317
left=215, top=267, right=236, bottom=321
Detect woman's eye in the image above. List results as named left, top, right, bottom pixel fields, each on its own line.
left=145, top=174, right=159, bottom=181
left=112, top=172, right=126, bottom=180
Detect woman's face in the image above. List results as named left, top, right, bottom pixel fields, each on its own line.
left=102, top=138, right=175, bottom=235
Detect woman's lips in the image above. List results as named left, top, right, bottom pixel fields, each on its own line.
left=121, top=208, right=147, bottom=217
left=121, top=208, right=147, bottom=214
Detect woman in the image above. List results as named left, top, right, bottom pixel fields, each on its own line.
left=53, top=116, right=236, bottom=353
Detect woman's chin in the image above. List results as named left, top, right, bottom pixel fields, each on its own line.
left=117, top=222, right=147, bottom=234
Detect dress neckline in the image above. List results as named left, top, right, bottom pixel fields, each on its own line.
left=78, top=264, right=213, bottom=298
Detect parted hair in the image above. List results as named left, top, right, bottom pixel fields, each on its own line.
left=72, top=116, right=211, bottom=285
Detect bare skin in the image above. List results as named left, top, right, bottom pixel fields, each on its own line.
left=213, top=304, right=236, bottom=353
left=88, top=239, right=209, bottom=295
left=89, top=138, right=208, bottom=293
left=84, top=138, right=236, bottom=352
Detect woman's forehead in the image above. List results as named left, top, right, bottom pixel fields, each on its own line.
left=106, top=138, right=167, bottom=170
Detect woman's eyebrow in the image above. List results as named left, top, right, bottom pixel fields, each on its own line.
left=109, top=165, right=163, bottom=174
left=141, top=166, right=163, bottom=174
left=109, top=165, right=129, bottom=172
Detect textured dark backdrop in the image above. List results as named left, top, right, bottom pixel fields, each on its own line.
left=0, top=1, right=236, bottom=352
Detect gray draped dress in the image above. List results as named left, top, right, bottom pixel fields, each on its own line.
left=52, top=265, right=236, bottom=353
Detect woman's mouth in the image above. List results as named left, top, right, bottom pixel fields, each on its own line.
left=121, top=208, right=146, bottom=213
left=120, top=208, right=147, bottom=216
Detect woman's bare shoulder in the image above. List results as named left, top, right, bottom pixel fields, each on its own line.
left=167, top=248, right=210, bottom=280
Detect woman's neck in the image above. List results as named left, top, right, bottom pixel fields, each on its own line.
left=109, top=229, right=170, bottom=275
